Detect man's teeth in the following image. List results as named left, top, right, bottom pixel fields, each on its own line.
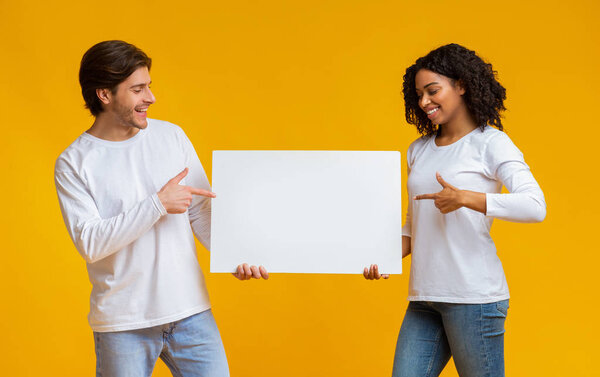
left=136, top=109, right=147, bottom=112
left=427, top=108, right=439, bottom=115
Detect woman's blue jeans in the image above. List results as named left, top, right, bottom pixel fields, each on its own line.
left=392, top=300, right=509, bottom=377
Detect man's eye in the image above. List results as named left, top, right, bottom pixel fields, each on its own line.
left=133, top=89, right=142, bottom=93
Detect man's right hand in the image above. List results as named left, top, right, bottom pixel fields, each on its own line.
left=158, top=168, right=216, bottom=214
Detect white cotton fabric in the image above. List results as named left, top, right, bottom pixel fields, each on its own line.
left=402, top=126, right=546, bottom=304
left=55, top=119, right=212, bottom=332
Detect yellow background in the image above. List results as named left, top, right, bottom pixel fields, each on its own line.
left=1, top=0, right=598, bottom=376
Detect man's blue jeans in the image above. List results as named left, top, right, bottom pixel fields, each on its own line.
left=392, top=300, right=509, bottom=377
left=94, top=309, right=229, bottom=377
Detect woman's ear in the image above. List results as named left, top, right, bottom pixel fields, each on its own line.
left=455, top=80, right=466, bottom=95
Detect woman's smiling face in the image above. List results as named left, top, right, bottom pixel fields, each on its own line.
left=414, top=69, right=466, bottom=126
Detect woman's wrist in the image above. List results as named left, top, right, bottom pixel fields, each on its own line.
left=460, top=190, right=487, bottom=214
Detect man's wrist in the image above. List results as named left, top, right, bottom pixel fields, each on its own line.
left=458, top=190, right=468, bottom=208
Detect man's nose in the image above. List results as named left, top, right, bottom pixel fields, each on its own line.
left=145, top=88, right=156, bottom=104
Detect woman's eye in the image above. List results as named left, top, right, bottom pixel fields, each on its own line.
left=429, top=90, right=439, bottom=95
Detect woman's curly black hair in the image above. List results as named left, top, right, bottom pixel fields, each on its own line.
left=403, top=43, right=507, bottom=136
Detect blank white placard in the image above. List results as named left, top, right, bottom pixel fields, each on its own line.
left=210, top=151, right=402, bottom=274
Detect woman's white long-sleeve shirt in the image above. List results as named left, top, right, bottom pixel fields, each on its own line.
left=55, top=119, right=212, bottom=332
left=402, top=126, right=545, bottom=303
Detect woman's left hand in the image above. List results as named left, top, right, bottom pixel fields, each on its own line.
left=414, top=172, right=464, bottom=214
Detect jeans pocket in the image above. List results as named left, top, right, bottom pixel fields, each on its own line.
left=495, top=299, right=509, bottom=317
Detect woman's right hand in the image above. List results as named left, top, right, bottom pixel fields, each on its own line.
left=363, top=264, right=389, bottom=280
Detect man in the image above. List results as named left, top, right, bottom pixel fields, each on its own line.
left=55, top=40, right=268, bottom=376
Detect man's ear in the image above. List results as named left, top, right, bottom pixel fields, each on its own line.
left=96, top=88, right=112, bottom=105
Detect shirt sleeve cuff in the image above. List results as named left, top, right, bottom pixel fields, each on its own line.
left=402, top=224, right=411, bottom=237
left=151, top=193, right=168, bottom=217
left=485, top=193, right=503, bottom=218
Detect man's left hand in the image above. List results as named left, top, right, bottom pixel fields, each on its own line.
left=233, top=264, right=269, bottom=280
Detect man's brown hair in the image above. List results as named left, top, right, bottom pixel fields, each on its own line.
left=79, top=40, right=152, bottom=116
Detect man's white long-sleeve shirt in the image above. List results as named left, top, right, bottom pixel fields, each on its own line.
left=55, top=119, right=212, bottom=332
left=402, top=126, right=546, bottom=303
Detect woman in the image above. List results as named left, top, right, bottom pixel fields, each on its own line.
left=364, top=44, right=546, bottom=377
